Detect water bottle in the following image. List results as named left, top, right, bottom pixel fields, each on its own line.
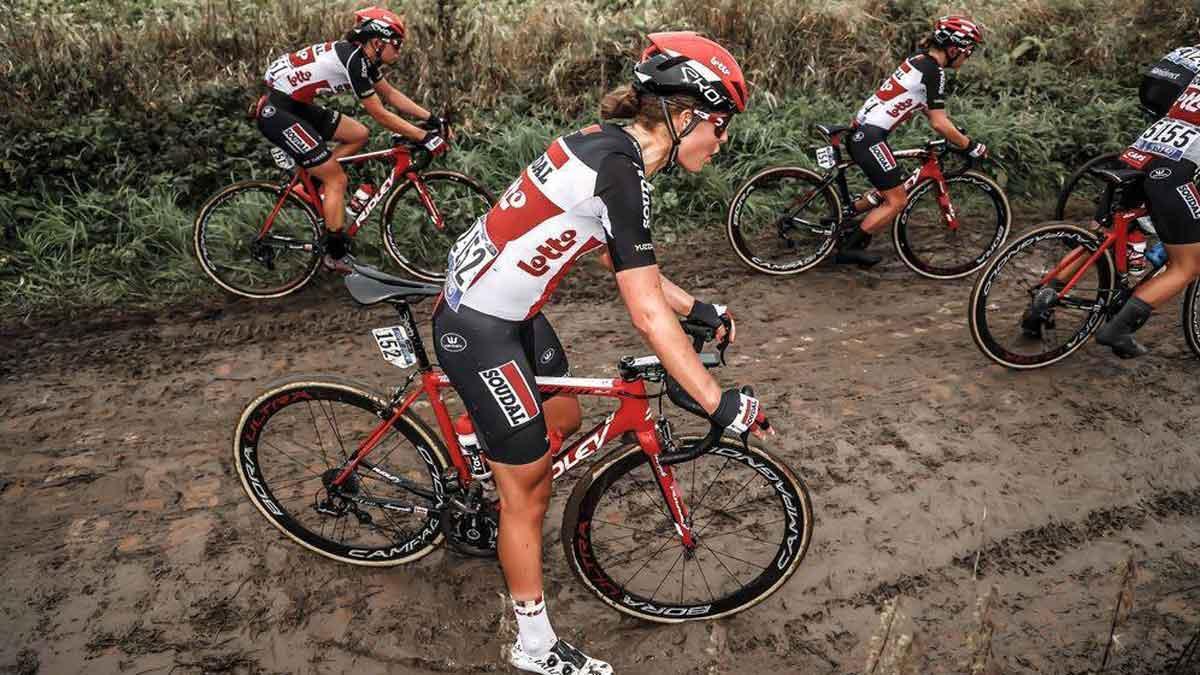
left=453, top=414, right=494, bottom=487
left=1127, top=229, right=1147, bottom=271
left=1146, top=242, right=1168, bottom=270
left=1135, top=215, right=1158, bottom=237
left=345, top=183, right=376, bottom=221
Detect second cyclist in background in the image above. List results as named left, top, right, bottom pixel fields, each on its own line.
left=253, top=6, right=451, bottom=272
left=837, top=15, right=989, bottom=267
left=1141, top=44, right=1200, bottom=119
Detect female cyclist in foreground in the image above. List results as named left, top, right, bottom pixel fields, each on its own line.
left=432, top=32, right=770, bottom=675
left=837, top=15, right=989, bottom=267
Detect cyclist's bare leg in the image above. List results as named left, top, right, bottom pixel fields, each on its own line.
left=330, top=116, right=369, bottom=164
left=1133, top=242, right=1200, bottom=306
left=490, top=452, right=553, bottom=601
left=544, top=395, right=581, bottom=440
left=308, top=159, right=349, bottom=233
left=859, top=185, right=907, bottom=234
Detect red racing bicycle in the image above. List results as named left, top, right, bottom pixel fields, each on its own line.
left=233, top=263, right=813, bottom=622
left=194, top=124, right=494, bottom=299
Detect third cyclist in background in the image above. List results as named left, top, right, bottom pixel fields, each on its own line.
left=838, top=15, right=989, bottom=267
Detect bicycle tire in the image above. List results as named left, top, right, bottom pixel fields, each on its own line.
left=1054, top=152, right=1124, bottom=222
left=968, top=224, right=1116, bottom=369
left=893, top=171, right=1011, bottom=280
left=193, top=180, right=322, bottom=299
left=726, top=166, right=842, bottom=275
left=381, top=170, right=495, bottom=282
left=1182, top=279, right=1200, bottom=361
left=234, top=375, right=450, bottom=566
left=562, top=437, right=813, bottom=623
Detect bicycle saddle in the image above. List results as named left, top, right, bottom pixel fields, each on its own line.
left=345, top=262, right=441, bottom=305
left=1089, top=167, right=1145, bottom=187
left=813, top=123, right=851, bottom=141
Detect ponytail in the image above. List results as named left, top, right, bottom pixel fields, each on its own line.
left=600, top=85, right=642, bottom=120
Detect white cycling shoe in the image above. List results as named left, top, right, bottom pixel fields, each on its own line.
left=510, top=639, right=613, bottom=675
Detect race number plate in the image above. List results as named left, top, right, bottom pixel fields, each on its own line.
left=814, top=145, right=836, bottom=170
left=372, top=325, right=418, bottom=369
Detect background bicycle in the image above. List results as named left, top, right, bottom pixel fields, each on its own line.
left=1053, top=108, right=1161, bottom=222
left=726, top=123, right=1010, bottom=280
left=233, top=262, right=813, bottom=623
left=194, top=121, right=494, bottom=299
left=969, top=166, right=1200, bottom=369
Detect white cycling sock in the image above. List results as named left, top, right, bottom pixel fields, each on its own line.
left=513, top=596, right=557, bottom=657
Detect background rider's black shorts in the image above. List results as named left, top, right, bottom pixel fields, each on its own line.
left=432, top=301, right=570, bottom=465
left=846, top=124, right=904, bottom=191
left=1143, top=157, right=1200, bottom=245
left=256, top=90, right=341, bottom=169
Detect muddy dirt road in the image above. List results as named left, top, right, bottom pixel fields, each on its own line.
left=2, top=227, right=1198, bottom=674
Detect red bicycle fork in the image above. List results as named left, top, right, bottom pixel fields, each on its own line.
left=329, top=370, right=699, bottom=550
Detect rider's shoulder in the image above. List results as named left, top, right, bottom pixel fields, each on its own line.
left=909, top=52, right=942, bottom=73
left=334, top=40, right=365, bottom=62
left=562, top=123, right=644, bottom=171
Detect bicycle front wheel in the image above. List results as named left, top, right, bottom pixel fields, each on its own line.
left=1182, top=279, right=1200, bottom=360
left=726, top=166, right=842, bottom=275
left=968, top=224, right=1115, bottom=369
left=381, top=170, right=495, bottom=282
left=234, top=376, right=450, bottom=566
left=894, top=172, right=1011, bottom=280
left=1054, top=152, right=1124, bottom=222
left=193, top=180, right=322, bottom=299
left=562, top=437, right=813, bottom=623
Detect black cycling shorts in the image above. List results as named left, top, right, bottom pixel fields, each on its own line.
left=432, top=302, right=570, bottom=465
left=846, top=124, right=904, bottom=191
left=1143, top=157, right=1200, bottom=245
left=256, top=90, right=341, bottom=169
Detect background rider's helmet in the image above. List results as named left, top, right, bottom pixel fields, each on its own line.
left=931, top=15, right=984, bottom=50
left=348, top=6, right=407, bottom=44
left=633, top=32, right=748, bottom=113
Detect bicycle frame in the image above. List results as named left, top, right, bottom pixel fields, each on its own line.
left=328, top=301, right=698, bottom=549
left=1041, top=204, right=1150, bottom=300
left=255, top=145, right=444, bottom=243
left=806, top=135, right=963, bottom=230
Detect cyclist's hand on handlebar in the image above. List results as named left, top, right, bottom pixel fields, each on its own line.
left=424, top=114, right=453, bottom=141
left=965, top=139, right=988, bottom=159
left=710, top=388, right=773, bottom=440
left=420, top=130, right=450, bottom=157
left=687, top=300, right=736, bottom=344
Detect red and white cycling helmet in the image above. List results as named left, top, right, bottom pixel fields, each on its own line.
left=633, top=31, right=748, bottom=114
left=931, top=15, right=984, bottom=50
left=349, top=6, right=406, bottom=44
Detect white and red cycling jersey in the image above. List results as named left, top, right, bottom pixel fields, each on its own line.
left=854, top=53, right=947, bottom=133
left=264, top=41, right=382, bottom=103
left=1122, top=81, right=1200, bottom=169
left=443, top=123, right=657, bottom=322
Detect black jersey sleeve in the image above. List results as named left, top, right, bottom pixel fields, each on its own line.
left=339, top=43, right=381, bottom=99
left=914, top=55, right=946, bottom=110
left=595, top=154, right=657, bottom=272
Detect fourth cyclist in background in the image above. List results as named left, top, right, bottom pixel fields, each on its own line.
left=838, top=15, right=989, bottom=267
left=253, top=6, right=451, bottom=273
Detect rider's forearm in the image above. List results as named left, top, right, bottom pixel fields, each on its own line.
left=386, top=90, right=430, bottom=120
left=370, top=107, right=426, bottom=141
left=629, top=295, right=722, bottom=414
left=659, top=274, right=696, bottom=316
left=931, top=117, right=970, bottom=149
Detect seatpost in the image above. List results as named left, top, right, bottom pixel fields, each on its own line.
left=395, top=302, right=433, bottom=371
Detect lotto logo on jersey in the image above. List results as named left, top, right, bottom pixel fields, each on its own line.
left=479, top=361, right=540, bottom=427
left=1175, top=88, right=1200, bottom=114
left=869, top=142, right=897, bottom=171
left=283, top=124, right=318, bottom=154
left=517, top=230, right=578, bottom=276
left=1176, top=183, right=1200, bottom=220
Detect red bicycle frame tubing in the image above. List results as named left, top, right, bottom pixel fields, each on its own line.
left=1042, top=206, right=1149, bottom=298
left=331, top=369, right=696, bottom=548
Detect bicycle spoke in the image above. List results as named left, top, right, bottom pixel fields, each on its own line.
left=649, top=548, right=686, bottom=603
left=684, top=456, right=734, bottom=525
left=619, top=536, right=680, bottom=590
left=697, top=543, right=770, bottom=573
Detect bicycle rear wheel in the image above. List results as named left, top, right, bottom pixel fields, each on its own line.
left=381, top=170, right=495, bottom=282
left=1182, top=279, right=1200, bottom=360
left=562, top=437, right=813, bottom=623
left=193, top=180, right=322, bottom=299
left=726, top=166, right=841, bottom=275
left=234, top=376, right=450, bottom=566
left=1054, top=152, right=1124, bottom=222
left=893, top=172, right=1011, bottom=280
left=968, top=224, right=1116, bottom=369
